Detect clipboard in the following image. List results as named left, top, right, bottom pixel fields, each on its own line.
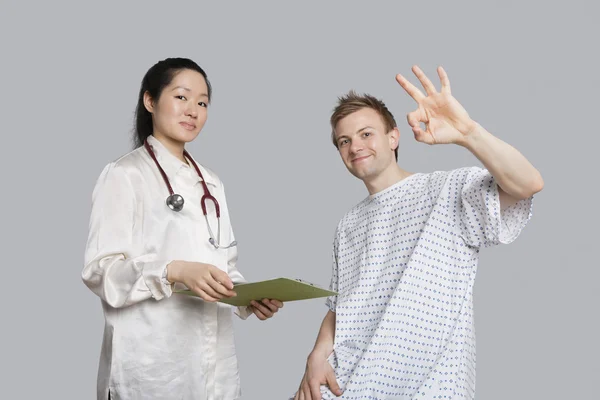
left=175, top=277, right=337, bottom=307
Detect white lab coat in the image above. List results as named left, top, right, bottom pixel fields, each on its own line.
left=82, top=135, right=251, bottom=400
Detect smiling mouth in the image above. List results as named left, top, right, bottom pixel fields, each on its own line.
left=351, top=155, right=371, bottom=163
left=180, top=122, right=196, bottom=130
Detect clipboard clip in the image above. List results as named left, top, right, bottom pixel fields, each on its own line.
left=295, top=278, right=316, bottom=287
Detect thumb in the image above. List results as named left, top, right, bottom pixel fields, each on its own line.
left=326, top=370, right=342, bottom=396
left=412, top=126, right=434, bottom=145
left=407, top=111, right=421, bottom=128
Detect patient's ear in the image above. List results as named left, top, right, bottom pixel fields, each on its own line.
left=389, top=127, right=400, bottom=150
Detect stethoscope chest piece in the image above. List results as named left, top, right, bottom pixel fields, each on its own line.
left=166, top=194, right=185, bottom=212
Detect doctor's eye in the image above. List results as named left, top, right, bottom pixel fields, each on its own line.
left=198, top=102, right=208, bottom=108
left=175, top=95, right=187, bottom=101
left=363, top=132, right=372, bottom=137
left=339, top=139, right=349, bottom=146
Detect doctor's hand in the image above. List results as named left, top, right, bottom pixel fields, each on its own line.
left=395, top=65, right=477, bottom=146
left=249, top=299, right=283, bottom=320
left=294, top=353, right=342, bottom=400
left=166, top=261, right=237, bottom=302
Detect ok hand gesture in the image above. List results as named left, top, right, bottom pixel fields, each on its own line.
left=396, top=65, right=477, bottom=146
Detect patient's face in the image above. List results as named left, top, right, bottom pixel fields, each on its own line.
left=334, top=108, right=398, bottom=182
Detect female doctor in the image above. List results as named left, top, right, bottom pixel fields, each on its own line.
left=82, top=57, right=283, bottom=400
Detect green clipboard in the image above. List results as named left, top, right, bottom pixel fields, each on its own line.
left=175, top=277, right=337, bottom=307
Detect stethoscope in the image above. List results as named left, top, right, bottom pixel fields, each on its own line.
left=144, top=138, right=237, bottom=249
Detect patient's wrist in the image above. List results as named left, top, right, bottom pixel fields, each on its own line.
left=308, top=347, right=332, bottom=362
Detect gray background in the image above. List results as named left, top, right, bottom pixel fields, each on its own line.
left=1, top=1, right=597, bottom=399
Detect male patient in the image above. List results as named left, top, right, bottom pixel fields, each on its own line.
left=292, top=66, right=543, bottom=400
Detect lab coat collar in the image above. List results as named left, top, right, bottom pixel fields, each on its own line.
left=146, top=135, right=217, bottom=187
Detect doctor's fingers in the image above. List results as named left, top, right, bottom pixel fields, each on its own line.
left=250, top=305, right=269, bottom=320
left=207, top=266, right=234, bottom=289
left=195, top=280, right=236, bottom=299
left=268, top=299, right=284, bottom=309
left=191, top=283, right=223, bottom=302
left=260, top=299, right=283, bottom=312
left=251, top=300, right=276, bottom=318
left=189, top=286, right=219, bottom=302
left=205, top=278, right=237, bottom=298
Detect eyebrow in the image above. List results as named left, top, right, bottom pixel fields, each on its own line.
left=336, top=126, right=375, bottom=142
left=171, top=86, right=209, bottom=98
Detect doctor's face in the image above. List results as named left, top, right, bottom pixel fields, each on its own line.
left=144, top=68, right=209, bottom=145
left=334, top=108, right=399, bottom=182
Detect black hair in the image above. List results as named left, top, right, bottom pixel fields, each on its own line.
left=133, top=57, right=212, bottom=148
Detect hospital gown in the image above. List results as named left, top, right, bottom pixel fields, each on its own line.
left=308, top=167, right=532, bottom=400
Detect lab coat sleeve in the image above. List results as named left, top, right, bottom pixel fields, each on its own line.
left=220, top=183, right=253, bottom=320
left=228, top=236, right=252, bottom=320
left=82, top=162, right=173, bottom=308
